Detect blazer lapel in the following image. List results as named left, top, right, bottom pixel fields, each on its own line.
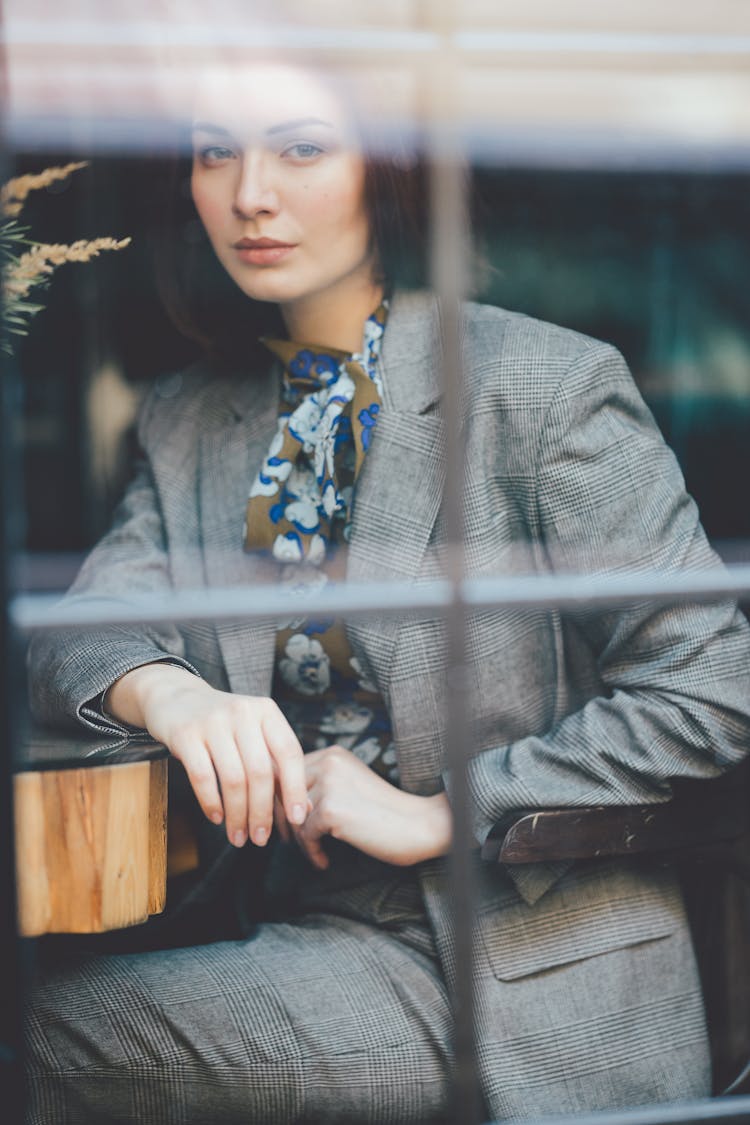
left=199, top=365, right=280, bottom=697
left=346, top=291, right=446, bottom=700
left=198, top=291, right=448, bottom=716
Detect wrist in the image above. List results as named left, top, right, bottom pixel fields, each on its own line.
left=416, top=791, right=453, bottom=862
left=107, top=662, right=199, bottom=729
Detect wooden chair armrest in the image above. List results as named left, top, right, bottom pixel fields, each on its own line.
left=481, top=760, right=750, bottom=865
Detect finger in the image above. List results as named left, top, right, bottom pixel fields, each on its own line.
left=206, top=730, right=250, bottom=848
left=294, top=816, right=330, bottom=870
left=304, top=744, right=347, bottom=760
left=261, top=703, right=308, bottom=826
left=301, top=747, right=326, bottom=767
left=273, top=793, right=290, bottom=844
left=235, top=720, right=275, bottom=847
left=170, top=735, right=223, bottom=826
left=297, top=748, right=324, bottom=786
left=295, top=788, right=334, bottom=870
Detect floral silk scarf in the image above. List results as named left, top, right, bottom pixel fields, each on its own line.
left=244, top=301, right=388, bottom=562
left=244, top=301, right=399, bottom=787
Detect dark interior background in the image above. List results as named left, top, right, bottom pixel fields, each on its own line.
left=10, top=155, right=750, bottom=579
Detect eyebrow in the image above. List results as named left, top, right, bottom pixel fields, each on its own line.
left=192, top=122, right=233, bottom=137
left=266, top=117, right=335, bottom=135
left=192, top=118, right=335, bottom=137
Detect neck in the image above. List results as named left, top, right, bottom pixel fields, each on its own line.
left=280, top=271, right=384, bottom=353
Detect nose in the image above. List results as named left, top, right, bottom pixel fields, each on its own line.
left=232, top=150, right=280, bottom=220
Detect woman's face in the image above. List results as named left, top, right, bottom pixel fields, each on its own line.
left=191, top=64, right=374, bottom=313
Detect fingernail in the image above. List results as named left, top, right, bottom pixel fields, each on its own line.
left=233, top=830, right=247, bottom=848
left=291, top=803, right=306, bottom=825
left=211, top=811, right=223, bottom=825
left=253, top=826, right=268, bottom=847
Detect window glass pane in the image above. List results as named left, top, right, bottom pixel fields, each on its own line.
left=5, top=5, right=750, bottom=1124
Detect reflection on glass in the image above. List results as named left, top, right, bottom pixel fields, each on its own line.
left=11, top=13, right=750, bottom=1125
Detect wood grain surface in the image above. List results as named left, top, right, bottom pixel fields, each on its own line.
left=15, top=758, right=167, bottom=936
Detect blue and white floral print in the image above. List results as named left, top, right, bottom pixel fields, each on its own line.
left=359, top=308, right=386, bottom=397
left=381, top=743, right=400, bottom=783
left=319, top=702, right=374, bottom=740
left=272, top=532, right=304, bottom=564
left=276, top=564, right=328, bottom=631
left=349, top=656, right=378, bottom=694
left=288, top=349, right=341, bottom=385
left=279, top=634, right=331, bottom=695
left=250, top=302, right=399, bottom=792
left=358, top=403, right=380, bottom=451
left=350, top=737, right=382, bottom=766
left=283, top=496, right=319, bottom=535
left=249, top=418, right=294, bottom=500
left=246, top=301, right=388, bottom=564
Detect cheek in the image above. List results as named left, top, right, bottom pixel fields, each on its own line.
left=305, top=182, right=368, bottom=243
left=299, top=158, right=367, bottom=240
left=190, top=175, right=226, bottom=234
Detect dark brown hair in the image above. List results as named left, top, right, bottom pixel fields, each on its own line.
left=154, top=134, right=429, bottom=371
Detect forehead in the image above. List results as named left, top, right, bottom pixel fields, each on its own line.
left=192, top=63, right=354, bottom=140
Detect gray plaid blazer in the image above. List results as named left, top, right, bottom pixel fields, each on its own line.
left=29, top=290, right=750, bottom=1117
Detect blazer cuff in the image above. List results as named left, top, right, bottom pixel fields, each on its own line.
left=77, top=657, right=199, bottom=742
left=73, top=652, right=201, bottom=740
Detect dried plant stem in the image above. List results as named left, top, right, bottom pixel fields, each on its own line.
left=5, top=237, right=132, bottom=300
left=1, top=162, right=131, bottom=356
left=0, top=162, right=89, bottom=218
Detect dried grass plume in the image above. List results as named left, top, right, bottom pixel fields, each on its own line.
left=0, top=162, right=90, bottom=218
left=5, top=238, right=132, bottom=300
left=1, top=162, right=131, bottom=355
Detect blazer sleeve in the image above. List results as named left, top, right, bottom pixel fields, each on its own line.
left=26, top=387, right=200, bottom=737
left=462, top=340, right=750, bottom=849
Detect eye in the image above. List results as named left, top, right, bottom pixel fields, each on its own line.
left=195, top=144, right=237, bottom=167
left=281, top=141, right=325, bottom=162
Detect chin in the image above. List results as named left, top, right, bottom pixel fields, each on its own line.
left=229, top=273, right=304, bottom=306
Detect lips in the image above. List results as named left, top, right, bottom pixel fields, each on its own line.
left=233, top=237, right=297, bottom=265
left=234, top=237, right=295, bottom=249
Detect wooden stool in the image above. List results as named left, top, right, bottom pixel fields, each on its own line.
left=13, top=728, right=169, bottom=937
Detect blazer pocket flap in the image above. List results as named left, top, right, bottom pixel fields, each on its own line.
left=480, top=864, right=680, bottom=982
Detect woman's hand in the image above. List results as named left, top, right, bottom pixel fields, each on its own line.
left=107, top=663, right=308, bottom=848
left=278, top=744, right=453, bottom=870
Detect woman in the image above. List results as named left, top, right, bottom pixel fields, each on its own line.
left=25, top=61, right=750, bottom=1124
